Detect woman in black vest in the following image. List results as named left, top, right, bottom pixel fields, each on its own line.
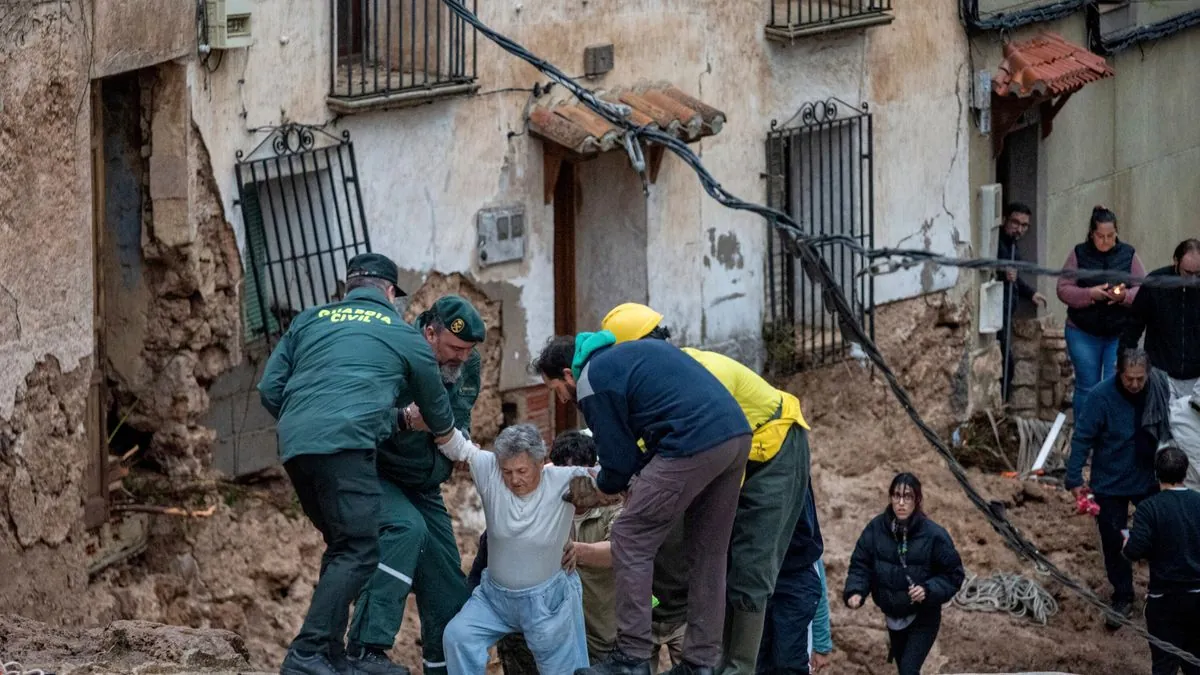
left=1055, top=205, right=1146, bottom=422
left=843, top=473, right=964, bottom=675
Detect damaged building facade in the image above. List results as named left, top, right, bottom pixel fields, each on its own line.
left=963, top=0, right=1200, bottom=418
left=1, top=0, right=974, bottom=620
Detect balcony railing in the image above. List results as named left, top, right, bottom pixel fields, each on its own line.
left=766, top=0, right=895, bottom=40
left=328, top=0, right=479, bottom=113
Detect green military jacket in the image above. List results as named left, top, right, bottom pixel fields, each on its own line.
left=378, top=346, right=481, bottom=491
left=258, top=287, right=457, bottom=463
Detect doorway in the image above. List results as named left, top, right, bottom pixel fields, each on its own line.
left=553, top=159, right=579, bottom=433
left=996, top=121, right=1041, bottom=320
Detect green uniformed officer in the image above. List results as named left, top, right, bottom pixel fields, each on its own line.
left=347, top=295, right=487, bottom=675
left=258, top=253, right=464, bottom=675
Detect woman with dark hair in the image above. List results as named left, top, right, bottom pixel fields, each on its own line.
left=843, top=473, right=965, bottom=675
left=1057, top=206, right=1147, bottom=421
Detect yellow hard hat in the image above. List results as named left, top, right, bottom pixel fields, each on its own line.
left=602, top=303, right=663, bottom=343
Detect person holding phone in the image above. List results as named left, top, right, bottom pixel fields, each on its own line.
left=1056, top=205, right=1146, bottom=422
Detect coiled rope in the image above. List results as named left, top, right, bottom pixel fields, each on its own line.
left=954, top=572, right=1059, bottom=625
left=3, top=662, right=47, bottom=675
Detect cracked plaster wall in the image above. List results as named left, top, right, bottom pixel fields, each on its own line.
left=0, top=0, right=96, bottom=619
left=186, top=0, right=970, bottom=391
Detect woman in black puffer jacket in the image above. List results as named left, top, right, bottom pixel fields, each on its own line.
left=843, top=473, right=965, bottom=675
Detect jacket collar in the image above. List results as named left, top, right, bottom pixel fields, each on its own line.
left=344, top=286, right=399, bottom=313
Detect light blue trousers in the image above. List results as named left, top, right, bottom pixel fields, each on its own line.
left=443, top=569, right=589, bottom=675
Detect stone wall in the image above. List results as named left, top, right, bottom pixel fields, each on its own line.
left=1007, top=318, right=1074, bottom=422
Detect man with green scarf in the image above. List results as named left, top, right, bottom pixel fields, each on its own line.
left=346, top=295, right=487, bottom=675
left=534, top=332, right=751, bottom=675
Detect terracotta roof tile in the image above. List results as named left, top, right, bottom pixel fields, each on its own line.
left=992, top=32, right=1114, bottom=98
left=530, top=84, right=726, bottom=156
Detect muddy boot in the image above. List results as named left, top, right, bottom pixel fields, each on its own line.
left=718, top=608, right=766, bottom=675
left=1105, top=599, right=1133, bottom=631
left=574, top=650, right=653, bottom=675
left=280, top=649, right=341, bottom=675
left=346, top=646, right=410, bottom=675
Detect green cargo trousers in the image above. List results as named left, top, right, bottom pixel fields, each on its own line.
left=347, top=479, right=468, bottom=674
left=719, top=425, right=811, bottom=675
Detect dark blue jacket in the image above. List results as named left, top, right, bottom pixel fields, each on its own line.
left=1066, top=376, right=1159, bottom=496
left=843, top=510, right=964, bottom=619
left=576, top=340, right=750, bottom=494
left=779, top=478, right=824, bottom=575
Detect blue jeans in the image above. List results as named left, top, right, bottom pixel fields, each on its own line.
left=1065, top=325, right=1120, bottom=421
left=443, top=569, right=588, bottom=675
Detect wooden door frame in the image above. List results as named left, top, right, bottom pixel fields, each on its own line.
left=552, top=159, right=578, bottom=433
left=85, top=81, right=110, bottom=529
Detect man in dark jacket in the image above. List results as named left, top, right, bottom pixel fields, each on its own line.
left=996, top=202, right=1047, bottom=401
left=258, top=253, right=462, bottom=675
left=535, top=332, right=751, bottom=675
left=1124, top=239, right=1200, bottom=399
left=1122, top=446, right=1200, bottom=674
left=347, top=295, right=486, bottom=675
left=1066, top=347, right=1161, bottom=627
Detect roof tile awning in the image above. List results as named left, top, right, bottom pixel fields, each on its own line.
left=989, top=32, right=1114, bottom=156
left=530, top=84, right=726, bottom=156
left=992, top=32, right=1114, bottom=99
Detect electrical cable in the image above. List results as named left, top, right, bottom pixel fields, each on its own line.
left=440, top=0, right=1200, bottom=665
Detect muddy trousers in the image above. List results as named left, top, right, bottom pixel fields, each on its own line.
left=284, top=449, right=381, bottom=657
left=612, top=434, right=751, bottom=668
left=886, top=611, right=940, bottom=675
left=1145, top=593, right=1200, bottom=675
left=348, top=480, right=468, bottom=675
left=1094, top=492, right=1154, bottom=604
left=720, top=426, right=811, bottom=675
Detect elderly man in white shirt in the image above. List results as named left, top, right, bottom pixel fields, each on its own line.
left=440, top=423, right=595, bottom=674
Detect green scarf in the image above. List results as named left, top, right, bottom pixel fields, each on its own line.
left=571, top=330, right=617, bottom=380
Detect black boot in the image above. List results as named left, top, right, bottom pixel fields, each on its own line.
left=346, top=646, right=411, bottom=675
left=1105, top=599, right=1133, bottom=630
left=280, top=649, right=342, bottom=675
left=574, top=651, right=653, bottom=675
left=659, top=662, right=714, bottom=675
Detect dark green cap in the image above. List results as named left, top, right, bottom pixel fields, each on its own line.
left=423, top=295, right=486, bottom=343
left=346, top=253, right=405, bottom=297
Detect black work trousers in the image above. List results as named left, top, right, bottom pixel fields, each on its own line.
left=886, top=611, right=940, bottom=675
left=757, top=560, right=822, bottom=674
left=1145, top=593, right=1200, bottom=675
left=1095, top=492, right=1155, bottom=604
left=284, top=448, right=381, bottom=656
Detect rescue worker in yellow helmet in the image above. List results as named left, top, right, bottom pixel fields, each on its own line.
left=601, top=303, right=812, bottom=675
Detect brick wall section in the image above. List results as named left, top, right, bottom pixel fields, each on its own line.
left=503, top=385, right=554, bottom=446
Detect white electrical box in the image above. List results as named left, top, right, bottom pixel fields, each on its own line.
left=979, top=280, right=1004, bottom=334
left=477, top=205, right=526, bottom=267
left=978, top=183, right=1003, bottom=259
left=206, top=0, right=254, bottom=50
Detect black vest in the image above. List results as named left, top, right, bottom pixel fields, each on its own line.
left=1067, top=240, right=1136, bottom=337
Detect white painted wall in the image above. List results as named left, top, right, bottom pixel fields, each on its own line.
left=187, top=0, right=970, bottom=385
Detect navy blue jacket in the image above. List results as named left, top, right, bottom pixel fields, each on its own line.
left=576, top=340, right=751, bottom=494
left=843, top=510, right=964, bottom=619
left=779, top=478, right=824, bottom=575
left=1066, top=377, right=1159, bottom=496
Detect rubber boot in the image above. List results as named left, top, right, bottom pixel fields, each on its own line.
left=718, top=609, right=767, bottom=675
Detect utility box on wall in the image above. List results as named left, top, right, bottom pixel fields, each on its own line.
left=205, top=0, right=254, bottom=50
left=477, top=205, right=526, bottom=267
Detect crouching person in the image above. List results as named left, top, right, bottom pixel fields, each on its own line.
left=440, top=423, right=593, bottom=674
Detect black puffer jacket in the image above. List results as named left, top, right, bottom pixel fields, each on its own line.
left=843, top=509, right=965, bottom=618
left=1124, top=265, right=1200, bottom=380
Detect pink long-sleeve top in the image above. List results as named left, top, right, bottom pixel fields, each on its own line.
left=1056, top=248, right=1146, bottom=314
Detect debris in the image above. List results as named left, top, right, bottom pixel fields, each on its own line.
left=111, top=504, right=217, bottom=518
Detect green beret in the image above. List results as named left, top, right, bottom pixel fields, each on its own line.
left=346, top=253, right=405, bottom=296
left=427, top=295, right=486, bottom=343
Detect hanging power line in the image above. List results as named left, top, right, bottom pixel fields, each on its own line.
left=440, top=0, right=1200, bottom=665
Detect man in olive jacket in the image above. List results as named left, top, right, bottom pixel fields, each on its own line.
left=258, top=253, right=459, bottom=675
left=347, top=295, right=486, bottom=675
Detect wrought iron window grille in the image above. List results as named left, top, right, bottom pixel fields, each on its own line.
left=766, top=0, right=894, bottom=40
left=329, top=0, right=479, bottom=106
left=764, top=98, right=875, bottom=374
left=234, top=123, right=373, bottom=344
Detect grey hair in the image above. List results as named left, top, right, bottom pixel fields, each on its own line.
left=493, top=423, right=547, bottom=464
